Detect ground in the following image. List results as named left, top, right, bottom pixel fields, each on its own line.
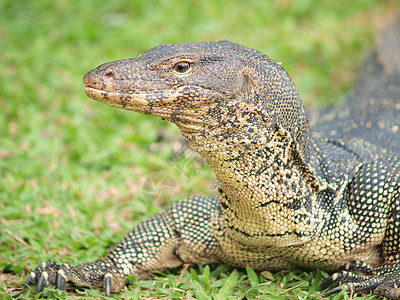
left=1, top=0, right=399, bottom=299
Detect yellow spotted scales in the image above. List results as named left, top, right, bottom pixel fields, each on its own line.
left=25, top=16, right=400, bottom=298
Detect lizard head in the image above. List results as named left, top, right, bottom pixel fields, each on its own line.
left=84, top=40, right=309, bottom=160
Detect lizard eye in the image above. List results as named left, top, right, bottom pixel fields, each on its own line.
left=173, top=61, right=192, bottom=74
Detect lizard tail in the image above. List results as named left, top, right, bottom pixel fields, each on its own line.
left=355, top=14, right=400, bottom=89
left=375, top=14, right=400, bottom=76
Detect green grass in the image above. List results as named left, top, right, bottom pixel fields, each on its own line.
left=1, top=0, right=398, bottom=299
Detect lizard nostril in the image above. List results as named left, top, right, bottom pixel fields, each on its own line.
left=105, top=71, right=114, bottom=78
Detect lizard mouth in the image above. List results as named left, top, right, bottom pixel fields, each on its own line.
left=84, top=85, right=149, bottom=109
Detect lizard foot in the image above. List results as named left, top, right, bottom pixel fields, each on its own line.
left=24, top=259, right=124, bottom=297
left=320, top=258, right=400, bottom=299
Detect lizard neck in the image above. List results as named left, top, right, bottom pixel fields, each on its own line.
left=189, top=124, right=325, bottom=248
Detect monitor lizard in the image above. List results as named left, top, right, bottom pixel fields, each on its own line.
left=25, top=16, right=400, bottom=298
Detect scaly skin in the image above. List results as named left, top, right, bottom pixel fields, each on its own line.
left=26, top=17, right=400, bottom=298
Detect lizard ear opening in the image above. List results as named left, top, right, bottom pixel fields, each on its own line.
left=234, top=71, right=255, bottom=103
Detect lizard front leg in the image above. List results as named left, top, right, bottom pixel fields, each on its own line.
left=25, top=195, right=223, bottom=296
left=321, top=157, right=400, bottom=299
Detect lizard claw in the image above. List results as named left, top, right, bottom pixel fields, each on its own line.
left=105, top=273, right=112, bottom=297
left=37, top=272, right=48, bottom=294
left=56, top=270, right=66, bottom=291
left=24, top=272, right=36, bottom=289
left=324, top=286, right=343, bottom=296
left=319, top=271, right=343, bottom=291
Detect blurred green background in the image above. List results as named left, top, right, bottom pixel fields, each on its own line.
left=1, top=0, right=399, bottom=298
